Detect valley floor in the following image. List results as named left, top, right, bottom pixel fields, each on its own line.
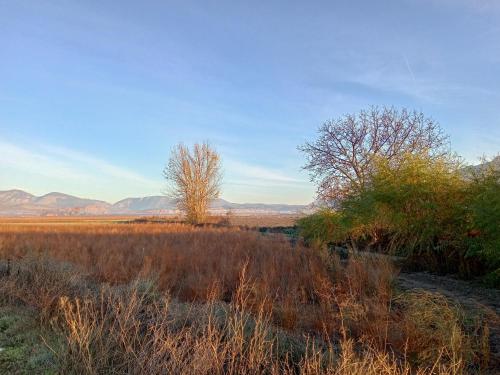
left=0, top=218, right=498, bottom=374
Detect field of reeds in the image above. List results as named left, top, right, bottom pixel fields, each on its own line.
left=0, top=220, right=497, bottom=374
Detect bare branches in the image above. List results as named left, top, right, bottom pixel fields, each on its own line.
left=299, top=107, right=449, bottom=203
left=164, top=142, right=222, bottom=223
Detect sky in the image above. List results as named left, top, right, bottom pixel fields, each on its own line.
left=0, top=0, right=499, bottom=204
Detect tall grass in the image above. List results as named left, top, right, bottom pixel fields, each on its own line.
left=0, top=224, right=328, bottom=307
left=0, top=222, right=494, bottom=373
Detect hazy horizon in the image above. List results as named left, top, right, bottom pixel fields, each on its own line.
left=0, top=187, right=311, bottom=206
left=1, top=1, right=499, bottom=204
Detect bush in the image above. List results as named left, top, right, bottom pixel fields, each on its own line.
left=297, top=209, right=345, bottom=248
left=299, top=153, right=499, bottom=279
left=328, top=153, right=472, bottom=275
left=0, top=255, right=87, bottom=320
left=465, top=165, right=500, bottom=277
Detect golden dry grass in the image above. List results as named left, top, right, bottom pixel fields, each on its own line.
left=0, top=223, right=321, bottom=307
left=0, top=214, right=301, bottom=227
left=0, top=220, right=494, bottom=373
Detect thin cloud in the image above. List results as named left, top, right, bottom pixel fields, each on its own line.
left=403, top=54, right=416, bottom=84
left=224, top=160, right=305, bottom=184
left=0, top=140, right=89, bottom=181
left=0, top=139, right=161, bottom=190
left=39, top=144, right=159, bottom=187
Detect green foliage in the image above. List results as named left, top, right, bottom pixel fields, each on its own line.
left=482, top=268, right=500, bottom=288
left=0, top=306, right=59, bottom=374
left=345, top=154, right=467, bottom=257
left=300, top=153, right=499, bottom=281
left=465, top=166, right=500, bottom=273
left=297, top=209, right=345, bottom=247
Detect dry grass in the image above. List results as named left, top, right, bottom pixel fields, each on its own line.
left=0, top=223, right=323, bottom=307
left=0, top=214, right=301, bottom=227
left=0, top=221, right=494, bottom=373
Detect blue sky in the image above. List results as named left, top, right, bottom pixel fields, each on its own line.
left=1, top=0, right=499, bottom=204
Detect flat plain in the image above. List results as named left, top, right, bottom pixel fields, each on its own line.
left=0, top=217, right=498, bottom=374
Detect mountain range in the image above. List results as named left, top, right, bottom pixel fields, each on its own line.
left=2, top=157, right=497, bottom=217
left=0, top=190, right=309, bottom=216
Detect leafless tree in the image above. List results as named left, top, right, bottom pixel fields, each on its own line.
left=299, top=107, right=449, bottom=203
left=164, top=142, right=222, bottom=224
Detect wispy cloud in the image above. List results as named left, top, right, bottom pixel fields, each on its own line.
left=0, top=139, right=313, bottom=203
left=313, top=59, right=499, bottom=106
left=224, top=159, right=305, bottom=185
left=403, top=54, right=416, bottom=85
left=0, top=140, right=89, bottom=181
left=0, top=138, right=161, bottom=200
left=221, top=159, right=314, bottom=204
left=38, top=144, right=158, bottom=187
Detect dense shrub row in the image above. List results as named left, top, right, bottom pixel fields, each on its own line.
left=298, top=154, right=500, bottom=285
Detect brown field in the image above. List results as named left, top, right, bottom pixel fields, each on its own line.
left=0, top=214, right=301, bottom=227
left=0, top=218, right=496, bottom=374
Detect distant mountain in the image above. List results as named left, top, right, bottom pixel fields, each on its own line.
left=486, top=155, right=500, bottom=169
left=110, top=196, right=176, bottom=214
left=34, top=192, right=110, bottom=210
left=0, top=189, right=35, bottom=205
left=462, top=155, right=500, bottom=176
left=0, top=190, right=111, bottom=216
left=0, top=190, right=309, bottom=216
left=475, top=155, right=500, bottom=170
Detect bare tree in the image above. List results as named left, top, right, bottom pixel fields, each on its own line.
left=299, top=107, right=449, bottom=203
left=164, top=142, right=222, bottom=223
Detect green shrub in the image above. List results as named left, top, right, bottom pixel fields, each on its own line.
left=482, top=268, right=500, bottom=288
left=300, top=154, right=499, bottom=281
left=297, top=209, right=345, bottom=248
left=465, top=165, right=500, bottom=279
left=342, top=154, right=467, bottom=259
